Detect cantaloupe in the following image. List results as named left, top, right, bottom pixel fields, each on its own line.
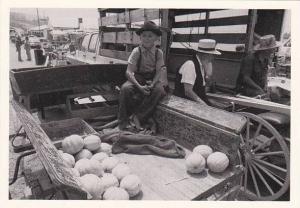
left=101, top=173, right=119, bottom=191
left=74, top=159, right=91, bottom=176
left=185, top=152, right=206, bottom=174
left=84, top=135, right=101, bottom=151
left=89, top=159, right=104, bottom=177
left=120, top=174, right=142, bottom=197
left=62, top=134, right=84, bottom=154
left=74, top=149, right=93, bottom=161
left=70, top=168, right=80, bottom=177
left=91, top=152, right=108, bottom=163
left=112, top=163, right=131, bottom=181
left=94, top=143, right=112, bottom=156
left=207, top=152, right=229, bottom=173
left=80, top=174, right=104, bottom=199
left=103, top=187, right=129, bottom=200
left=102, top=157, right=119, bottom=172
left=193, top=145, right=213, bottom=159
left=62, top=153, right=75, bottom=168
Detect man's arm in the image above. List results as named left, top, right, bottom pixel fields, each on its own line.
left=241, top=56, right=265, bottom=94
left=183, top=83, right=207, bottom=105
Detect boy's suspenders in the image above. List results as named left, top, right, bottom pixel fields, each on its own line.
left=136, top=46, right=158, bottom=73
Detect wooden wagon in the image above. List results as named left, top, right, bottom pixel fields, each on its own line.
left=9, top=8, right=290, bottom=201
left=10, top=64, right=245, bottom=200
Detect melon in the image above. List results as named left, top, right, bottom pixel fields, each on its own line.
left=74, top=159, right=91, bottom=176
left=101, top=173, right=119, bottom=191
left=75, top=158, right=104, bottom=176
left=70, top=168, right=80, bottom=177
left=84, top=135, right=101, bottom=151
left=62, top=153, right=75, bottom=168
left=75, top=149, right=93, bottom=161
left=62, top=134, right=84, bottom=154
left=80, top=174, right=104, bottom=199
left=91, top=152, right=109, bottom=163
left=193, top=145, right=213, bottom=159
left=89, top=159, right=104, bottom=177
left=103, top=187, right=129, bottom=200
left=120, top=174, right=142, bottom=197
left=58, top=150, right=64, bottom=155
left=112, top=163, right=131, bottom=181
left=207, top=152, right=229, bottom=173
left=95, top=143, right=112, bottom=156
left=185, top=152, right=206, bottom=174
left=102, top=157, right=119, bottom=172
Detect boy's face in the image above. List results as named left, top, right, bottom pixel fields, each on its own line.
left=140, top=31, right=159, bottom=48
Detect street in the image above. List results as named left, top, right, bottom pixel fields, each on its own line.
left=10, top=41, right=38, bottom=69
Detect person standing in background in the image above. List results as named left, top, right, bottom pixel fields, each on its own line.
left=24, top=36, right=32, bottom=61
left=15, top=35, right=23, bottom=62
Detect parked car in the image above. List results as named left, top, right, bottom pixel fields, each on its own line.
left=66, top=32, right=127, bottom=65
left=28, top=35, right=41, bottom=48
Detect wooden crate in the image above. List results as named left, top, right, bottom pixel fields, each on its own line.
left=65, top=92, right=119, bottom=119
left=40, top=117, right=100, bottom=149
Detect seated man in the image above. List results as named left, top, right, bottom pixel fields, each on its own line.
left=118, top=21, right=167, bottom=130
left=174, top=39, right=221, bottom=105
left=236, top=34, right=279, bottom=97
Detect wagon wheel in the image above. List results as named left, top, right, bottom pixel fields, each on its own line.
left=237, top=112, right=290, bottom=201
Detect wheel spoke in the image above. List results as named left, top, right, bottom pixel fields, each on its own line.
left=246, top=118, right=250, bottom=145
left=254, top=151, right=285, bottom=157
left=253, top=162, right=284, bottom=186
left=254, top=158, right=287, bottom=173
left=251, top=123, right=262, bottom=149
left=248, top=162, right=261, bottom=198
left=254, top=136, right=275, bottom=152
left=243, top=160, right=248, bottom=192
left=240, top=133, right=245, bottom=145
left=252, top=163, right=274, bottom=195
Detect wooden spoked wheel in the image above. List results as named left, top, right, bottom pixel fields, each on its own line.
left=237, top=112, right=290, bottom=201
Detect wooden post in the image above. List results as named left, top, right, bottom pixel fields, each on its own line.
left=125, top=9, right=133, bottom=52
left=160, top=9, right=174, bottom=65
left=205, top=10, right=210, bottom=36
left=245, top=9, right=257, bottom=54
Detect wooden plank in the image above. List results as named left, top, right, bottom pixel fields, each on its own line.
left=158, top=95, right=247, bottom=134
left=172, top=9, right=223, bottom=16
left=161, top=9, right=175, bottom=62
left=100, top=9, right=160, bottom=26
left=10, top=64, right=127, bottom=96
left=11, top=100, right=87, bottom=199
left=116, top=153, right=236, bottom=200
left=206, top=93, right=291, bottom=116
left=99, top=49, right=131, bottom=61
left=173, top=33, right=247, bottom=44
left=173, top=15, right=249, bottom=28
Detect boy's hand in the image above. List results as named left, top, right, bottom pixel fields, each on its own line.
left=139, top=85, right=151, bottom=95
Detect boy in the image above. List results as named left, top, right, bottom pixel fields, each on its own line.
left=118, top=21, right=166, bottom=130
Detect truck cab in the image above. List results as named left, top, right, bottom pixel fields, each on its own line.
left=66, top=32, right=127, bottom=65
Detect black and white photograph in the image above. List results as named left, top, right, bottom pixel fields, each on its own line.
left=2, top=2, right=297, bottom=205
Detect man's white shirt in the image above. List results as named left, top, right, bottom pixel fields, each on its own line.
left=178, top=56, right=206, bottom=86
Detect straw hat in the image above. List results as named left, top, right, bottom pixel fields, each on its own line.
left=136, top=21, right=162, bottom=36
left=192, top=39, right=221, bottom=55
left=253, top=34, right=280, bottom=51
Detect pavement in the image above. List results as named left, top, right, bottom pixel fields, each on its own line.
left=9, top=42, right=38, bottom=199
left=9, top=42, right=38, bottom=69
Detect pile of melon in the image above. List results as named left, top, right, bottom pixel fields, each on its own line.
left=185, top=145, right=229, bottom=174
left=59, top=134, right=142, bottom=200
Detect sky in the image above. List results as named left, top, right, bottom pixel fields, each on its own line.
left=10, top=8, right=99, bottom=29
